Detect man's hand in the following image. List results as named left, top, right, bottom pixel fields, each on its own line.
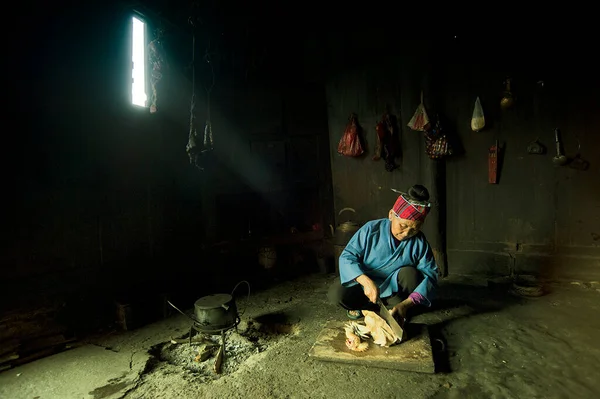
left=356, top=275, right=379, bottom=303
left=390, top=298, right=415, bottom=320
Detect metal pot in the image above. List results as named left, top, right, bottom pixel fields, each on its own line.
left=194, top=293, right=238, bottom=331
left=166, top=281, right=250, bottom=334
left=330, top=208, right=360, bottom=246
left=330, top=208, right=361, bottom=274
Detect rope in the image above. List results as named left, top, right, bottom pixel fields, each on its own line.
left=204, top=40, right=215, bottom=123
left=187, top=16, right=197, bottom=149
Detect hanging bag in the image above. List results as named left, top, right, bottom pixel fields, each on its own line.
left=407, top=91, right=430, bottom=132
left=471, top=96, right=485, bottom=132
left=425, top=119, right=453, bottom=159
left=338, top=113, right=364, bottom=157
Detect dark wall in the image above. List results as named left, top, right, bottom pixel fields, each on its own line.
left=3, top=2, right=333, bottom=321
left=6, top=6, right=195, bottom=292
left=441, top=39, right=600, bottom=281
left=325, top=32, right=600, bottom=281
left=5, top=4, right=192, bottom=340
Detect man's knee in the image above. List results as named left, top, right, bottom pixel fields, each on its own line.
left=397, top=267, right=422, bottom=292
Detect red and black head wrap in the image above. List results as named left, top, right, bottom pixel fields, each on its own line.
left=392, top=185, right=431, bottom=222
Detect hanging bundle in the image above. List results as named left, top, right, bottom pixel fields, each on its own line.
left=202, top=41, right=215, bottom=152
left=185, top=18, right=214, bottom=170
left=186, top=24, right=202, bottom=168
left=407, top=91, right=430, bottom=132
left=148, top=33, right=166, bottom=114
left=203, top=120, right=214, bottom=150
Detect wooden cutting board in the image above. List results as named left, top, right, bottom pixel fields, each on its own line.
left=308, top=320, right=435, bottom=373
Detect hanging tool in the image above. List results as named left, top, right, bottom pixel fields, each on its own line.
left=568, top=132, right=589, bottom=171
left=488, top=140, right=499, bottom=184
left=552, top=128, right=568, bottom=166
left=528, top=82, right=546, bottom=155
left=527, top=138, right=546, bottom=155
left=500, top=78, right=514, bottom=109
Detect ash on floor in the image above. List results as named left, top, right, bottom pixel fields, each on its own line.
left=158, top=333, right=256, bottom=378
left=156, top=315, right=300, bottom=379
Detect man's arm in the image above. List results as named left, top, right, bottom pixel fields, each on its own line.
left=339, top=225, right=369, bottom=285
left=339, top=224, right=379, bottom=303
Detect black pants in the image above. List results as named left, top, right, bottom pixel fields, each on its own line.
left=327, top=267, right=423, bottom=311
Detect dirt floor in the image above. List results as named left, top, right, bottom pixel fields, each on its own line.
left=1, top=273, right=600, bottom=399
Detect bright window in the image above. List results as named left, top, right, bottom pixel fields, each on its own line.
left=131, top=16, right=147, bottom=107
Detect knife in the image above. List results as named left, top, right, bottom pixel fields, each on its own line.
left=376, top=297, right=406, bottom=343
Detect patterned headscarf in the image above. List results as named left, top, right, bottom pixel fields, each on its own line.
left=392, top=194, right=430, bottom=222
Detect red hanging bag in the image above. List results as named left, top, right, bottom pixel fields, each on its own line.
left=337, top=113, right=364, bottom=157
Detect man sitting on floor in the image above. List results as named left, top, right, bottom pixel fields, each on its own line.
left=328, top=184, right=439, bottom=321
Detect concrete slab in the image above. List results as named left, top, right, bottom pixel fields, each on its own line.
left=0, top=344, right=149, bottom=399
left=308, top=320, right=435, bottom=373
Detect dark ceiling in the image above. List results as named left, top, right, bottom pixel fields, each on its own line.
left=129, top=0, right=309, bottom=42
left=16, top=0, right=598, bottom=86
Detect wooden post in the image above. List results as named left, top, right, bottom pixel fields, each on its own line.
left=420, top=60, right=448, bottom=277
left=422, top=159, right=447, bottom=277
